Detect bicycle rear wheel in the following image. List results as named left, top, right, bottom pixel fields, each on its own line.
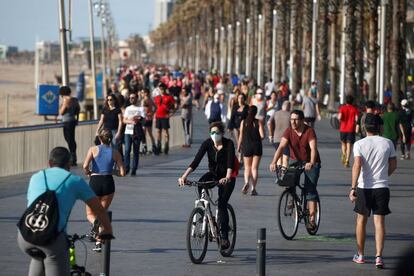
left=278, top=189, right=299, bottom=240
left=220, top=204, right=237, bottom=257
left=186, top=207, right=208, bottom=264
left=305, top=198, right=321, bottom=235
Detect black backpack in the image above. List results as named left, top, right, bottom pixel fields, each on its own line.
left=17, top=170, right=71, bottom=246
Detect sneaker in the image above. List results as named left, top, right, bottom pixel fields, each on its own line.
left=401, top=154, right=406, bottom=160
left=93, top=242, right=102, bottom=252
left=250, top=189, right=258, bottom=196
left=220, top=238, right=230, bottom=250
left=131, top=170, right=136, bottom=176
left=406, top=153, right=411, bottom=160
left=352, top=254, right=365, bottom=264
left=375, top=256, right=384, bottom=269
left=89, top=219, right=100, bottom=241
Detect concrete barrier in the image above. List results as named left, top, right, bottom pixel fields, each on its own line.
left=0, top=115, right=185, bottom=177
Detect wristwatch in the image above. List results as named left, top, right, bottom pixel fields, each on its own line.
left=350, top=187, right=356, bottom=191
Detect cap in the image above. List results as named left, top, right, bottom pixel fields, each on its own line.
left=401, top=99, right=408, bottom=106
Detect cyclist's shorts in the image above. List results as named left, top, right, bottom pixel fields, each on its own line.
left=354, top=187, right=391, bottom=216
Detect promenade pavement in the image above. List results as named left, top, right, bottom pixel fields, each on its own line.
left=1, top=110, right=413, bottom=276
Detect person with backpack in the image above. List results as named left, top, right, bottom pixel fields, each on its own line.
left=17, top=147, right=113, bottom=276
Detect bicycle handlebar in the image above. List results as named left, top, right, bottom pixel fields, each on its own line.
left=183, top=180, right=220, bottom=189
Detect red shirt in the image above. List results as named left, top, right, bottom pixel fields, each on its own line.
left=339, top=104, right=359, bottom=133
left=154, top=94, right=175, bottom=119
left=282, top=125, right=321, bottom=163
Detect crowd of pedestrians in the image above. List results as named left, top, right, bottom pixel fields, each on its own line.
left=16, top=63, right=414, bottom=274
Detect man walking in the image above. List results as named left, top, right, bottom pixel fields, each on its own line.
left=338, top=95, right=359, bottom=168
left=154, top=83, right=176, bottom=154
left=349, top=114, right=396, bottom=269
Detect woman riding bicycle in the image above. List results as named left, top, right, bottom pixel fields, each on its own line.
left=178, top=121, right=238, bottom=250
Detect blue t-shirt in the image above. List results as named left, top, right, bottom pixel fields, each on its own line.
left=27, top=167, right=96, bottom=232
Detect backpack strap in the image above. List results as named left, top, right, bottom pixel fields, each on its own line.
left=42, top=170, right=71, bottom=192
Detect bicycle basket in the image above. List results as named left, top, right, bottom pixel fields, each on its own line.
left=277, top=168, right=300, bottom=187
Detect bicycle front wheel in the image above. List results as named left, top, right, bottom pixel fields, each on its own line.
left=220, top=204, right=237, bottom=257
left=305, top=198, right=321, bottom=235
left=278, top=189, right=299, bottom=240
left=186, top=207, right=208, bottom=264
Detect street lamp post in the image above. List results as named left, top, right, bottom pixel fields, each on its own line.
left=58, top=0, right=69, bottom=86
left=88, top=0, right=98, bottom=119
left=378, top=0, right=388, bottom=104
left=311, top=0, right=318, bottom=83
left=235, top=21, right=241, bottom=76
left=227, top=24, right=232, bottom=74
left=220, top=26, right=225, bottom=75
left=246, top=18, right=251, bottom=77
left=257, top=14, right=263, bottom=86
left=339, top=6, right=347, bottom=104
left=271, top=10, right=277, bottom=83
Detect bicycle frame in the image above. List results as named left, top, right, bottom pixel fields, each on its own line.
left=192, top=188, right=219, bottom=242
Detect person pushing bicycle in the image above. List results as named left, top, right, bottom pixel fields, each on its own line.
left=269, top=110, right=321, bottom=230
left=179, top=121, right=238, bottom=250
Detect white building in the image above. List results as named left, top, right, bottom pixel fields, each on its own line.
left=154, top=0, right=175, bottom=30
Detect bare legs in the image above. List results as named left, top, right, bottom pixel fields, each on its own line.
left=242, top=155, right=261, bottom=194
left=86, top=193, right=114, bottom=224
left=355, top=214, right=385, bottom=257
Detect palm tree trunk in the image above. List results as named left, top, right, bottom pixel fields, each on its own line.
left=290, top=0, right=300, bottom=96
left=327, top=0, right=340, bottom=111
left=399, top=0, right=407, bottom=97
left=385, top=2, right=392, bottom=92
left=345, top=0, right=357, bottom=97
left=275, top=0, right=288, bottom=82
left=391, top=0, right=400, bottom=106
left=263, top=0, right=274, bottom=82
left=355, top=0, right=365, bottom=104
left=367, top=0, right=379, bottom=101
left=316, top=0, right=329, bottom=100
left=302, top=0, right=312, bottom=92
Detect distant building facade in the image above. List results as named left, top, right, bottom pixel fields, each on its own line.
left=154, top=0, right=176, bottom=30
left=0, top=45, right=18, bottom=61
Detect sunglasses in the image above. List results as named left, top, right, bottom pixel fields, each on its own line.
left=107, top=98, right=114, bottom=101
left=209, top=131, right=221, bottom=135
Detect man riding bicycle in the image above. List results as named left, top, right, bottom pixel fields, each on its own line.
left=269, top=110, right=321, bottom=230
left=179, top=122, right=238, bottom=250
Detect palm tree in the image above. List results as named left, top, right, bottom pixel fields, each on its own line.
left=355, top=0, right=365, bottom=103
left=290, top=0, right=300, bottom=95
left=263, top=0, right=274, bottom=81
left=391, top=0, right=401, bottom=106
left=344, top=0, right=357, bottom=97
left=327, top=0, right=340, bottom=111
left=302, top=0, right=312, bottom=91
left=367, top=0, right=379, bottom=101
left=317, top=0, right=329, bottom=99
left=275, top=0, right=289, bottom=82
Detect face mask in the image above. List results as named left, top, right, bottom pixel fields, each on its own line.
left=256, top=94, right=263, bottom=100
left=210, top=133, right=222, bottom=143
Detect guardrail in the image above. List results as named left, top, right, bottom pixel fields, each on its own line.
left=0, top=116, right=184, bottom=177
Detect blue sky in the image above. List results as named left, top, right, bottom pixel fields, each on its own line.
left=0, top=0, right=154, bottom=50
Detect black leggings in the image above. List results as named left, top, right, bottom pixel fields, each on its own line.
left=63, top=121, right=77, bottom=162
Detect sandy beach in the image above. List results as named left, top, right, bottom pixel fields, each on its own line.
left=0, top=63, right=82, bottom=127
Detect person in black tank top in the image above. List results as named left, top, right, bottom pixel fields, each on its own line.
left=238, top=106, right=265, bottom=195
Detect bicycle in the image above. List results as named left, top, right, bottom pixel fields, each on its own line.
left=275, top=163, right=321, bottom=240
left=68, top=233, right=115, bottom=276
left=184, top=180, right=237, bottom=264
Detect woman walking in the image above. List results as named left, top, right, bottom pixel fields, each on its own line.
left=83, top=129, right=125, bottom=251
left=238, top=105, right=265, bottom=195
left=95, top=94, right=123, bottom=152
left=180, top=86, right=193, bottom=147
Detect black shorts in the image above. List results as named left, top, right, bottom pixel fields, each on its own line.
left=156, top=118, right=170, bottom=129
left=242, top=142, right=263, bottom=157
left=354, top=187, right=391, bottom=216
left=144, top=120, right=153, bottom=127
left=340, top=132, right=356, bottom=143
left=89, top=175, right=115, bottom=196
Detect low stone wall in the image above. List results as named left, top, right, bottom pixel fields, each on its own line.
left=0, top=116, right=184, bottom=177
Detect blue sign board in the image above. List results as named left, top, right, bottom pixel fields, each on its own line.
left=96, top=72, right=104, bottom=99
left=36, top=84, right=60, bottom=115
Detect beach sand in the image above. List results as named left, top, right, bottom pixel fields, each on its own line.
left=0, top=63, right=82, bottom=127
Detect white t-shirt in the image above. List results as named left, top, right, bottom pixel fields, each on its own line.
left=264, top=81, right=274, bottom=97
left=353, top=135, right=396, bottom=189
left=124, top=105, right=146, bottom=135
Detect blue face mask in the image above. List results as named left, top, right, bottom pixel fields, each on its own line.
left=210, top=133, right=222, bottom=143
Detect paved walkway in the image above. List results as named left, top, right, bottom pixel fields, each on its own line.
left=1, top=110, right=413, bottom=275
